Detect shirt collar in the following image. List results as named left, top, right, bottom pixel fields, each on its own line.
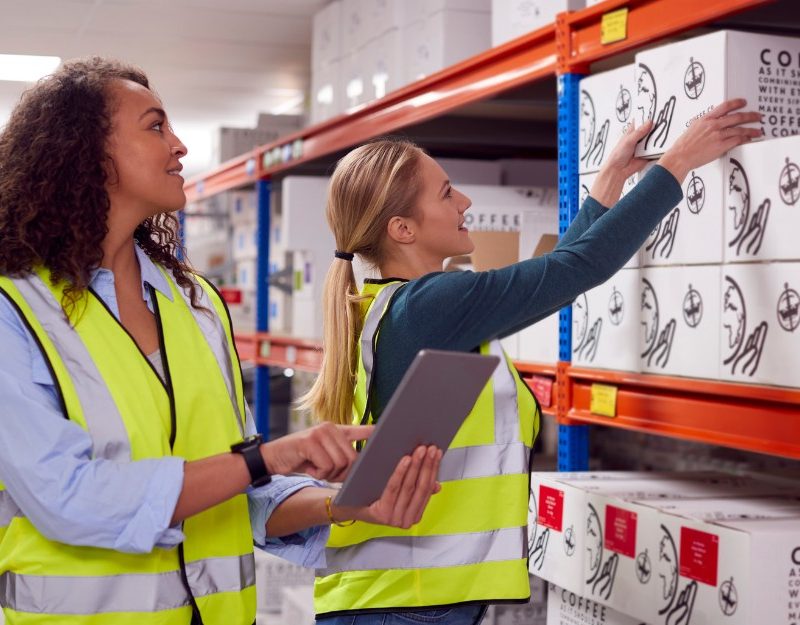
left=87, top=244, right=174, bottom=302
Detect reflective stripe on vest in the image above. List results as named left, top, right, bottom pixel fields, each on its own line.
left=0, top=554, right=254, bottom=615
left=320, top=527, right=522, bottom=576
left=315, top=279, right=539, bottom=616
left=10, top=277, right=131, bottom=462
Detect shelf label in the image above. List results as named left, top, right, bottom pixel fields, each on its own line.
left=590, top=383, right=618, bottom=417
left=259, top=341, right=271, bottom=358
left=605, top=505, right=637, bottom=558
left=528, top=375, right=553, bottom=408
left=601, top=8, right=628, bottom=45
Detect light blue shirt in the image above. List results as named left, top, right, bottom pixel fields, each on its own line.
left=0, top=246, right=328, bottom=567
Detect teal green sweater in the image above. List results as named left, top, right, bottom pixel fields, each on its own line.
left=367, top=164, right=683, bottom=417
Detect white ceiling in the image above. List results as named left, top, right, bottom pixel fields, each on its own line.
left=0, top=0, right=329, bottom=175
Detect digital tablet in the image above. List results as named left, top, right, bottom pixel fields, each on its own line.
left=334, top=349, right=500, bottom=508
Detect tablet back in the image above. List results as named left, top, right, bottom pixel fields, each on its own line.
left=334, top=349, right=500, bottom=508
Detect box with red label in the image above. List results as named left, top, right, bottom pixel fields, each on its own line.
left=719, top=262, right=800, bottom=388
left=634, top=30, right=800, bottom=158
left=724, top=135, right=800, bottom=263
left=546, top=583, right=649, bottom=625
left=632, top=503, right=800, bottom=625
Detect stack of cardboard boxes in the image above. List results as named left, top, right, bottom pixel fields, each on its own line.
left=573, top=30, right=800, bottom=388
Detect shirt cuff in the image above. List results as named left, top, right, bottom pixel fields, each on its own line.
left=248, top=474, right=329, bottom=553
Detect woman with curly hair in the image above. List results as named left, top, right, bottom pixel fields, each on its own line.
left=0, top=57, right=441, bottom=625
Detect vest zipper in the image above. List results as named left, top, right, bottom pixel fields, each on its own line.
left=149, top=285, right=205, bottom=625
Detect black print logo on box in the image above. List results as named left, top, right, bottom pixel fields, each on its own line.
left=779, top=157, right=800, bottom=205
left=686, top=172, right=705, bottom=214
left=683, top=285, right=703, bottom=328
left=616, top=84, right=632, bottom=122
left=636, top=549, right=652, bottom=584
left=722, top=276, right=768, bottom=376
left=658, top=526, right=698, bottom=625
left=727, top=157, right=770, bottom=256
left=585, top=503, right=617, bottom=601
left=564, top=525, right=576, bottom=556
left=683, top=57, right=706, bottom=100
left=777, top=282, right=800, bottom=332
left=608, top=286, right=624, bottom=325
left=637, top=62, right=676, bottom=151
left=719, top=577, right=739, bottom=617
left=645, top=208, right=680, bottom=260
left=573, top=293, right=602, bottom=362
left=641, top=278, right=676, bottom=368
left=580, top=90, right=610, bottom=170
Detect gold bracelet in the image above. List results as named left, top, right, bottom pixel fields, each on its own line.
left=325, top=495, right=356, bottom=527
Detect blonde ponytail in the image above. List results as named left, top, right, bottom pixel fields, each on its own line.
left=298, top=138, right=423, bottom=425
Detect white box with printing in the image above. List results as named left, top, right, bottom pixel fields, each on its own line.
left=571, top=268, right=640, bottom=372
left=724, top=135, right=800, bottom=263
left=639, top=265, right=721, bottom=379
left=492, top=0, right=585, bottom=47
left=720, top=262, right=800, bottom=387
left=312, top=0, right=342, bottom=69
left=634, top=30, right=800, bottom=157
left=578, top=65, right=635, bottom=174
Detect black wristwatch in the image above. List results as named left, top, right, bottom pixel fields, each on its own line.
left=231, top=434, right=272, bottom=488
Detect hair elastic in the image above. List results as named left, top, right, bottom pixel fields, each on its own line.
left=334, top=251, right=354, bottom=262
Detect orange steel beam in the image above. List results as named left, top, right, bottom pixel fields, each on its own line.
left=564, top=0, right=775, bottom=71
left=184, top=26, right=557, bottom=202
left=563, top=366, right=800, bottom=459
left=253, top=333, right=323, bottom=373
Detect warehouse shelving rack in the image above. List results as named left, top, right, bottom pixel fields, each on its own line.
left=185, top=0, right=800, bottom=468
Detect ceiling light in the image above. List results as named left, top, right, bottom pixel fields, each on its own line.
left=0, top=54, right=61, bottom=83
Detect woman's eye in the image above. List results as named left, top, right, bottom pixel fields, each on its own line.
left=152, top=121, right=163, bottom=132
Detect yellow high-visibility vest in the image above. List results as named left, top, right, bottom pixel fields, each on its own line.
left=314, top=279, right=540, bottom=617
left=0, top=266, right=255, bottom=625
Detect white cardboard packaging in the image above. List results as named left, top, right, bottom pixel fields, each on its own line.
left=281, top=177, right=334, bottom=252
left=340, top=0, right=368, bottom=54
left=724, top=135, right=800, bottom=263
left=253, top=549, right=314, bottom=614
left=402, top=9, right=491, bottom=84
left=634, top=30, right=800, bottom=157
left=571, top=268, right=640, bottom=372
left=232, top=223, right=258, bottom=261
left=311, top=59, right=343, bottom=124
left=546, top=583, right=647, bottom=625
left=362, top=29, right=403, bottom=102
left=235, top=258, right=257, bottom=291
left=639, top=160, right=725, bottom=266
left=291, top=249, right=324, bottom=339
left=492, top=0, right=585, bottom=47
left=639, top=265, right=721, bottom=379
left=229, top=189, right=257, bottom=226
left=518, top=311, right=559, bottom=364
left=312, top=0, right=342, bottom=70
left=579, top=65, right=635, bottom=174
left=578, top=170, right=639, bottom=268
left=720, top=262, right=800, bottom=387
left=633, top=507, right=800, bottom=625
left=460, top=184, right=557, bottom=232
left=341, top=52, right=367, bottom=110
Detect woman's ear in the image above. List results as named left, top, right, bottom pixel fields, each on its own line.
left=386, top=215, right=416, bottom=245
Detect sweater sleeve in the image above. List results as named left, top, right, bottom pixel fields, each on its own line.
left=397, top=165, right=682, bottom=352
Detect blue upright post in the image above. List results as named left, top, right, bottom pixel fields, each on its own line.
left=557, top=72, right=589, bottom=471
left=254, top=179, right=272, bottom=437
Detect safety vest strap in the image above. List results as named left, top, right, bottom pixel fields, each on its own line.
left=320, top=526, right=524, bottom=575
left=0, top=553, right=254, bottom=615
left=359, top=282, right=404, bottom=407
left=9, top=274, right=132, bottom=462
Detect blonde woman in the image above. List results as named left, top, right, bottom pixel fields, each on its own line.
left=304, top=99, right=761, bottom=625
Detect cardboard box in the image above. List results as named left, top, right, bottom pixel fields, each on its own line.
left=310, top=59, right=343, bottom=124
left=724, top=135, right=800, bottom=263
left=341, top=52, right=366, bottom=110
left=720, top=262, right=800, bottom=387
left=546, top=583, right=646, bottom=625
left=571, top=268, right=640, bottom=372
left=518, top=311, right=559, bottom=364
left=634, top=30, right=800, bottom=158
left=639, top=265, right=721, bottom=379
left=438, top=157, right=503, bottom=185
left=281, top=585, right=315, bottom=625
left=492, top=0, right=585, bottom=47
left=402, top=9, right=491, bottom=83
left=235, top=258, right=258, bottom=291
left=639, top=160, right=725, bottom=266
left=340, top=0, right=367, bottom=54
left=362, top=29, right=403, bottom=102
left=281, top=177, right=334, bottom=252
left=232, top=223, right=258, bottom=261
left=631, top=507, right=800, bottom=625
left=253, top=549, right=315, bottom=614
left=312, top=0, right=342, bottom=69
left=578, top=171, right=639, bottom=268
left=578, top=65, right=635, bottom=174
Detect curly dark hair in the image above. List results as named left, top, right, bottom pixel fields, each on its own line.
left=0, top=56, right=201, bottom=312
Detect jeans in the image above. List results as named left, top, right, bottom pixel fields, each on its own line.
left=316, top=605, right=487, bottom=625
